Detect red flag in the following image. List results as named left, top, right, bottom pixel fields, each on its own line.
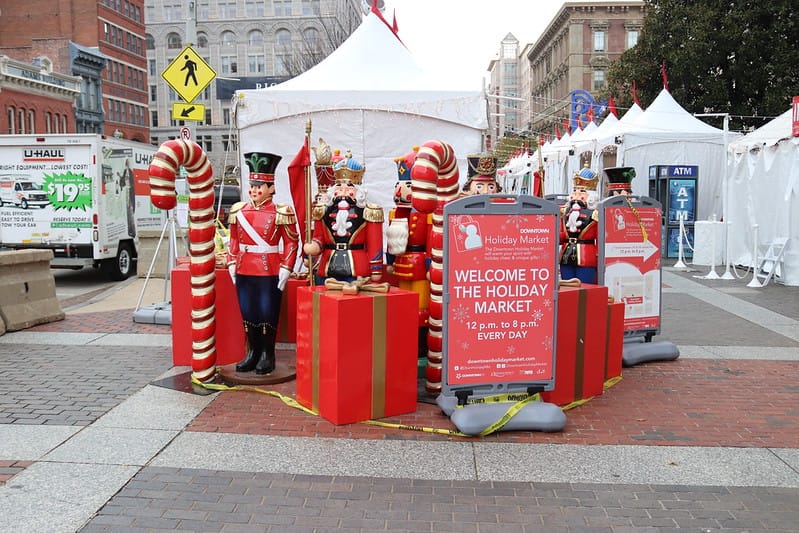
left=563, top=117, right=571, bottom=135
left=608, top=95, right=618, bottom=117
left=392, top=10, right=399, bottom=34
left=288, top=143, right=311, bottom=245
left=632, top=81, right=641, bottom=107
left=555, top=124, right=562, bottom=140
left=661, top=60, right=670, bottom=92
left=587, top=105, right=594, bottom=124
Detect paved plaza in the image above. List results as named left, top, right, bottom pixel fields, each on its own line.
left=1, top=266, right=798, bottom=532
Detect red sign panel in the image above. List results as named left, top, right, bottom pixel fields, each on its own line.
left=602, top=204, right=662, bottom=332
left=445, top=212, right=558, bottom=386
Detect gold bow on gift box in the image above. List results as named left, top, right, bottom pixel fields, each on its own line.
left=324, top=277, right=391, bottom=295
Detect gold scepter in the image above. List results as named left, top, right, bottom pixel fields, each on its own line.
left=304, top=117, right=315, bottom=286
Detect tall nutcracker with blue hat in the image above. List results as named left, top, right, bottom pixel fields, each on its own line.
left=226, top=152, right=299, bottom=374
left=559, top=163, right=600, bottom=284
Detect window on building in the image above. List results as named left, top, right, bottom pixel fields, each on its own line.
left=502, top=42, right=516, bottom=59
left=221, top=30, right=236, bottom=47
left=167, top=32, right=182, bottom=49
left=168, top=87, right=177, bottom=102
left=223, top=108, right=231, bottom=125
left=302, top=0, right=320, bottom=16
left=275, top=28, right=291, bottom=47
left=246, top=0, right=265, bottom=17
left=303, top=27, right=320, bottom=51
left=18, top=109, right=25, bottom=134
left=197, top=0, right=209, bottom=19
left=275, top=54, right=289, bottom=75
left=593, top=30, right=606, bottom=52
left=205, top=109, right=212, bottom=127
left=248, top=30, right=264, bottom=47
left=7, top=107, right=15, bottom=133
left=197, top=33, right=208, bottom=48
left=593, top=69, right=606, bottom=91
left=148, top=59, right=156, bottom=76
left=218, top=0, right=236, bottom=18
left=164, top=1, right=182, bottom=21
left=274, top=0, right=292, bottom=16
left=222, top=134, right=237, bottom=151
left=46, top=112, right=52, bottom=133
left=150, top=85, right=157, bottom=101
left=61, top=115, right=67, bottom=133
left=145, top=33, right=155, bottom=50
left=626, top=29, right=639, bottom=49
left=221, top=55, right=238, bottom=74
left=248, top=53, right=265, bottom=73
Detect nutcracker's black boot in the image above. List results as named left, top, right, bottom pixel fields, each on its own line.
left=236, top=323, right=261, bottom=372
left=255, top=326, right=277, bottom=375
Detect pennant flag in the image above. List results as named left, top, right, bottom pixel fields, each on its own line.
left=632, top=81, right=641, bottom=107
left=288, top=142, right=311, bottom=245
left=562, top=117, right=571, bottom=135
left=608, top=95, right=618, bottom=117
left=587, top=105, right=594, bottom=124
left=392, top=10, right=398, bottom=34
left=661, top=60, right=670, bottom=92
left=555, top=124, right=562, bottom=140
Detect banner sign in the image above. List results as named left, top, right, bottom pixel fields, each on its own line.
left=598, top=196, right=663, bottom=338
left=443, top=195, right=559, bottom=397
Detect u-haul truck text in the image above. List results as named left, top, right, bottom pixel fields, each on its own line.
left=0, top=134, right=163, bottom=280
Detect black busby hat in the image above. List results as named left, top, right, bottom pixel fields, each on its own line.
left=466, top=154, right=497, bottom=181
left=244, top=152, right=282, bottom=184
left=604, top=166, right=636, bottom=193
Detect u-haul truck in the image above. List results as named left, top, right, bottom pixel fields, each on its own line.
left=0, top=134, right=163, bottom=280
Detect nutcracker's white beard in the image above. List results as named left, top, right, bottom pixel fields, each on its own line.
left=333, top=200, right=352, bottom=236
left=386, top=217, right=409, bottom=255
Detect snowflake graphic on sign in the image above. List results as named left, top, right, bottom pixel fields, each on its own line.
left=42, top=172, right=92, bottom=211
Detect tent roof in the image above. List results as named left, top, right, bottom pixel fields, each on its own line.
left=729, top=109, right=796, bottom=152
left=628, top=89, right=723, bottom=135
left=234, top=12, right=487, bottom=130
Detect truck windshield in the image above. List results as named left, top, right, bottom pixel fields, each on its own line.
left=20, top=182, right=41, bottom=190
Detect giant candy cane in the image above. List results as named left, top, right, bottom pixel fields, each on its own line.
left=410, top=140, right=460, bottom=393
left=148, top=140, right=217, bottom=382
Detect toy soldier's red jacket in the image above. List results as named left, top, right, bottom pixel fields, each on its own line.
left=227, top=201, right=299, bottom=276
left=388, top=206, right=431, bottom=281
left=559, top=204, right=599, bottom=268
left=311, top=202, right=384, bottom=280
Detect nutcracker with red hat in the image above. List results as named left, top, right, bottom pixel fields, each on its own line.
left=386, top=146, right=431, bottom=357
left=227, top=152, right=299, bottom=375
left=302, top=152, right=384, bottom=285
left=462, top=154, right=501, bottom=196
left=604, top=166, right=636, bottom=197
left=559, top=162, right=600, bottom=284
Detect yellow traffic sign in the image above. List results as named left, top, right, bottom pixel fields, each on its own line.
left=171, top=102, right=206, bottom=122
left=161, top=46, right=216, bottom=103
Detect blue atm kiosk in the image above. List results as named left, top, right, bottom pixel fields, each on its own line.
left=648, top=165, right=698, bottom=259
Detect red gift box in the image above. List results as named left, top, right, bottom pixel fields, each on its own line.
left=276, top=277, right=306, bottom=343
left=171, top=264, right=244, bottom=367
left=605, top=301, right=625, bottom=381
left=541, top=284, right=608, bottom=406
left=295, top=286, right=419, bottom=425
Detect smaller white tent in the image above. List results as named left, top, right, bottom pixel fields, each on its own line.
left=615, top=89, right=737, bottom=220
left=727, top=109, right=799, bottom=285
left=234, top=12, right=487, bottom=209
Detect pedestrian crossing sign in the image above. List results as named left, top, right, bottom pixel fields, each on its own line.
left=161, top=46, right=216, bottom=103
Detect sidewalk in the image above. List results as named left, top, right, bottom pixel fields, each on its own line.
left=1, top=267, right=798, bottom=532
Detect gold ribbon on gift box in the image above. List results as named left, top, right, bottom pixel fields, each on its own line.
left=323, top=277, right=391, bottom=294
left=310, top=288, right=389, bottom=419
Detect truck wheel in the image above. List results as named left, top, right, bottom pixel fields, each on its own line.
left=21, top=199, right=28, bottom=209
left=105, top=242, right=134, bottom=281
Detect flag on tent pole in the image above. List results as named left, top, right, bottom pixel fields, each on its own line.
left=632, top=81, right=641, bottom=107
left=661, top=60, right=670, bottom=92
left=608, top=95, right=618, bottom=117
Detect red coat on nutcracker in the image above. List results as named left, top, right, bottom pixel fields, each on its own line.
left=303, top=152, right=384, bottom=283
left=559, top=163, right=599, bottom=284
left=386, top=147, right=431, bottom=356
left=227, top=152, right=299, bottom=375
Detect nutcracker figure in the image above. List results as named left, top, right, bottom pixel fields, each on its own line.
left=604, top=166, right=636, bottom=197
left=386, top=146, right=431, bottom=357
left=227, top=152, right=299, bottom=374
left=559, top=163, right=599, bottom=284
left=462, top=154, right=501, bottom=196
left=303, top=152, right=384, bottom=284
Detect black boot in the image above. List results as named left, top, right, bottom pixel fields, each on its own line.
left=236, top=323, right=261, bottom=372
left=255, top=326, right=277, bottom=375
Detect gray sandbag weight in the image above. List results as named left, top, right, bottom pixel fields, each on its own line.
left=0, top=249, right=64, bottom=331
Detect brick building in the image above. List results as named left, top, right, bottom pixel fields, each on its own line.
left=0, top=0, right=149, bottom=142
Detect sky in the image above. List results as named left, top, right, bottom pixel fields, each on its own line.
left=380, top=0, right=568, bottom=90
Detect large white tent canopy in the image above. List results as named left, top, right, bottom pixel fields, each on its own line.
left=233, top=11, right=488, bottom=209
left=727, top=109, right=799, bottom=285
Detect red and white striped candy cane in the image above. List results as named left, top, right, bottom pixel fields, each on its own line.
left=410, top=140, right=459, bottom=393
left=148, top=139, right=217, bottom=382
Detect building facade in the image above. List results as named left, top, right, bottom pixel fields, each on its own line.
left=0, top=0, right=150, bottom=142
left=487, top=1, right=645, bottom=140
left=145, top=0, right=364, bottom=181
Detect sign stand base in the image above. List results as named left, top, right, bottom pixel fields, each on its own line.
left=436, top=394, right=566, bottom=436
left=622, top=337, right=680, bottom=367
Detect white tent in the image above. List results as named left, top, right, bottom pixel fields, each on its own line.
left=615, top=89, right=737, bottom=220
left=233, top=12, right=488, bottom=209
left=727, top=109, right=799, bottom=285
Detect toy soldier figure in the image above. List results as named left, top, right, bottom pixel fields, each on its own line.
left=462, top=154, right=501, bottom=196
left=559, top=163, right=599, bottom=284
left=227, top=152, right=299, bottom=374
left=386, top=147, right=431, bottom=357
left=604, top=166, right=636, bottom=197
left=303, top=152, right=384, bottom=284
